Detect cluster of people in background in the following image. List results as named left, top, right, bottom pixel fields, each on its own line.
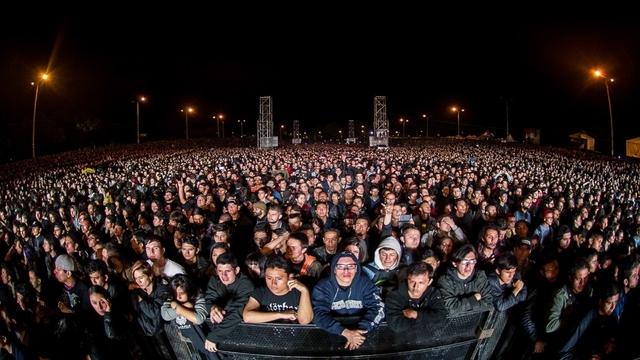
left=0, top=139, right=639, bottom=359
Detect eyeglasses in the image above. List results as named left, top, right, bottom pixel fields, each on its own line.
left=460, top=259, right=477, bottom=266
left=336, top=264, right=357, bottom=271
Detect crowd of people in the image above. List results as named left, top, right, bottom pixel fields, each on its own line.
left=0, top=139, right=639, bottom=359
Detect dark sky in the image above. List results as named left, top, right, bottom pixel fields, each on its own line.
left=1, top=8, right=639, bottom=160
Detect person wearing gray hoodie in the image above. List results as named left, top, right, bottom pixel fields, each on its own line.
left=362, top=236, right=403, bottom=299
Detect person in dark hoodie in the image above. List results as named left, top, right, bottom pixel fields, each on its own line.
left=203, top=253, right=254, bottom=354
left=436, top=244, right=493, bottom=315
left=312, top=251, right=385, bottom=350
left=385, top=262, right=443, bottom=332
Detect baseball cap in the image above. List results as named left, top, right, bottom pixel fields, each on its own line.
left=518, top=238, right=532, bottom=248
left=55, top=254, right=76, bottom=272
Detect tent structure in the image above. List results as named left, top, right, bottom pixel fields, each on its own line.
left=627, top=137, right=640, bottom=158
left=569, top=132, right=595, bottom=151
left=479, top=130, right=495, bottom=140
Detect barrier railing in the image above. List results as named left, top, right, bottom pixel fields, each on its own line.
left=214, top=309, right=507, bottom=359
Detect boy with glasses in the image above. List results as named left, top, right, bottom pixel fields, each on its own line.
left=437, top=244, right=493, bottom=315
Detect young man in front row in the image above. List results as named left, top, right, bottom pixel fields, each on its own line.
left=385, top=262, right=443, bottom=332
left=242, top=255, right=313, bottom=324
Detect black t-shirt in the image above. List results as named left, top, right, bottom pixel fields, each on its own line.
left=250, top=286, right=300, bottom=320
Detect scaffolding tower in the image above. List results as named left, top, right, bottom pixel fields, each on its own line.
left=257, top=96, right=277, bottom=148
left=346, top=119, right=356, bottom=144
left=370, top=96, right=389, bottom=147
left=292, top=120, right=301, bottom=144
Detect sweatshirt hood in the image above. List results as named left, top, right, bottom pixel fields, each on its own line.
left=374, top=236, right=402, bottom=270
left=330, top=251, right=361, bottom=285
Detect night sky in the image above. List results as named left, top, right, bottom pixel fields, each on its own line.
left=2, top=8, right=639, bottom=161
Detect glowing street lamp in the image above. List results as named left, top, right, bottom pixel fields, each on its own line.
left=451, top=106, right=465, bottom=137
left=238, top=119, right=246, bottom=138
left=422, top=114, right=431, bottom=137
left=31, top=72, right=50, bottom=158
left=592, top=69, right=616, bottom=156
left=399, top=118, right=409, bottom=138
left=279, top=124, right=285, bottom=139
left=181, top=107, right=194, bottom=140
left=136, top=96, right=147, bottom=144
left=214, top=114, right=224, bottom=138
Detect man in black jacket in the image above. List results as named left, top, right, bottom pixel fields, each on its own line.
left=386, top=262, right=443, bottom=332
left=203, top=253, right=254, bottom=353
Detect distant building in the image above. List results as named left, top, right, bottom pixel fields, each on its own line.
left=569, top=131, right=595, bottom=151
left=626, top=137, right=640, bottom=158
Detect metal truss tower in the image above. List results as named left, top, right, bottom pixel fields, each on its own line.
left=370, top=96, right=389, bottom=146
left=348, top=119, right=355, bottom=138
left=257, top=96, right=276, bottom=148
left=292, top=119, right=301, bottom=144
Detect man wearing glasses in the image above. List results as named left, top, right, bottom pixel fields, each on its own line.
left=437, top=244, right=493, bottom=315
left=312, top=252, right=384, bottom=350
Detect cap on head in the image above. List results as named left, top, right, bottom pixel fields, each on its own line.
left=55, top=254, right=76, bottom=272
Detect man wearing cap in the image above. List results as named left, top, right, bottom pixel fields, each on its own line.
left=252, top=201, right=268, bottom=229
left=514, top=237, right=535, bottom=280
left=53, top=254, right=91, bottom=357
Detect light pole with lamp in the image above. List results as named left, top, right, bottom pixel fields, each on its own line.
left=592, top=69, right=615, bottom=156
left=238, top=119, right=246, bottom=137
left=451, top=106, right=465, bottom=137
left=136, top=96, right=146, bottom=144
left=279, top=124, right=285, bottom=139
left=31, top=72, right=50, bottom=158
left=422, top=114, right=431, bottom=137
left=214, top=114, right=224, bottom=138
left=181, top=107, right=194, bottom=140
left=399, top=118, right=408, bottom=138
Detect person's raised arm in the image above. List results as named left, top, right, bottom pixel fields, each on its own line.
left=289, top=280, right=313, bottom=325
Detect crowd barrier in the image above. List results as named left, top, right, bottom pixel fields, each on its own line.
left=211, top=309, right=507, bottom=359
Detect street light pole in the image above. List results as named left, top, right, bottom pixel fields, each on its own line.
left=505, top=98, right=510, bottom=139
left=238, top=119, right=245, bottom=138
left=136, top=96, right=146, bottom=144
left=451, top=107, right=465, bottom=137
left=422, top=114, right=430, bottom=138
left=592, top=69, right=615, bottom=156
left=182, top=107, right=193, bottom=140
left=604, top=80, right=614, bottom=156
left=185, top=110, right=189, bottom=140
left=31, top=73, right=49, bottom=158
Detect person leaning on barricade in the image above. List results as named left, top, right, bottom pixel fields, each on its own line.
left=203, top=253, right=254, bottom=353
left=312, top=251, right=384, bottom=350
left=436, top=244, right=493, bottom=315
left=385, top=262, right=443, bottom=332
left=242, top=255, right=313, bottom=324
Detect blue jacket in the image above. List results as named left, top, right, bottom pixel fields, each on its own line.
left=312, top=252, right=385, bottom=336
